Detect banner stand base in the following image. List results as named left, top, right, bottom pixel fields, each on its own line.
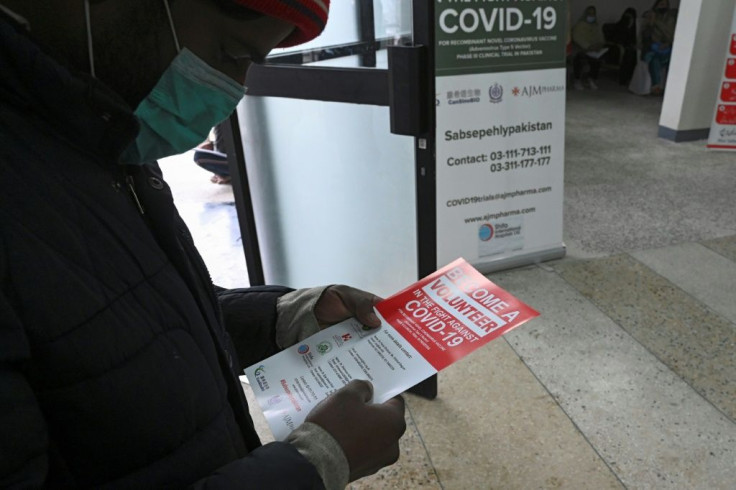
left=472, top=245, right=567, bottom=276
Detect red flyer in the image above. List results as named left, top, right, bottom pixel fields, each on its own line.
left=376, top=258, right=539, bottom=370
left=245, top=258, right=539, bottom=440
left=731, top=34, right=736, bottom=55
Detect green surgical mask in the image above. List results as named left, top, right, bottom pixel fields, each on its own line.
left=99, top=0, right=245, bottom=164
left=119, top=48, right=244, bottom=165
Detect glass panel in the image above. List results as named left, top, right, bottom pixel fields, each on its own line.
left=237, top=98, right=417, bottom=297
left=270, top=2, right=360, bottom=56
left=307, top=54, right=362, bottom=69
left=267, top=1, right=412, bottom=69
left=374, top=0, right=413, bottom=42
left=306, top=50, right=389, bottom=69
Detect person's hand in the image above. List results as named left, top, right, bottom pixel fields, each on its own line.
left=306, top=380, right=406, bottom=481
left=314, top=285, right=383, bottom=329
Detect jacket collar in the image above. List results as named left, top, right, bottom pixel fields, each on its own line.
left=0, top=16, right=139, bottom=164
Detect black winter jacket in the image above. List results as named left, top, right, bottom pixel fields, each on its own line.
left=0, top=17, right=323, bottom=489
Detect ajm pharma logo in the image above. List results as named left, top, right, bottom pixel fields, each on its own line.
left=512, top=84, right=565, bottom=98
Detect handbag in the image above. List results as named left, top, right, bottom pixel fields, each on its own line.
left=628, top=59, right=652, bottom=95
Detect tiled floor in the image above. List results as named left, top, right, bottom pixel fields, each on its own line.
left=161, top=77, right=736, bottom=489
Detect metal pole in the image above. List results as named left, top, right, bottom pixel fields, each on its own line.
left=223, top=112, right=266, bottom=286
left=407, top=0, right=438, bottom=400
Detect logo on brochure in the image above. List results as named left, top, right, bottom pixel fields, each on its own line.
left=316, top=341, right=333, bottom=355
left=489, top=83, right=503, bottom=103
left=253, top=365, right=269, bottom=391
left=267, top=395, right=283, bottom=407
left=332, top=331, right=355, bottom=347
left=479, top=223, right=494, bottom=242
left=297, top=344, right=310, bottom=355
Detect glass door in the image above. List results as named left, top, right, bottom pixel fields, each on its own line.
left=223, top=0, right=437, bottom=398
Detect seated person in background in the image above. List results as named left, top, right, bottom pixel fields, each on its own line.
left=195, top=122, right=231, bottom=184
left=603, top=8, right=638, bottom=85
left=641, top=0, right=678, bottom=95
left=572, top=6, right=607, bottom=91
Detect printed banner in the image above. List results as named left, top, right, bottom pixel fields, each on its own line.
left=708, top=6, right=736, bottom=150
left=244, top=258, right=539, bottom=440
left=435, top=0, right=567, bottom=268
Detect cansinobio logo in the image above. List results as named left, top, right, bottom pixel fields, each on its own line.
left=447, top=89, right=481, bottom=106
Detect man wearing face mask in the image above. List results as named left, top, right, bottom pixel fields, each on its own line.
left=0, top=1, right=406, bottom=488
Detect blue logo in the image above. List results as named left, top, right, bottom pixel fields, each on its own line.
left=297, top=344, right=310, bottom=355
left=479, top=224, right=495, bottom=242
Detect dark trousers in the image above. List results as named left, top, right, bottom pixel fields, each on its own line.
left=618, top=48, right=637, bottom=85
left=573, top=52, right=601, bottom=80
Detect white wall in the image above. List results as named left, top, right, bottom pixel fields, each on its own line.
left=659, top=0, right=736, bottom=133
left=570, top=0, right=680, bottom=24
